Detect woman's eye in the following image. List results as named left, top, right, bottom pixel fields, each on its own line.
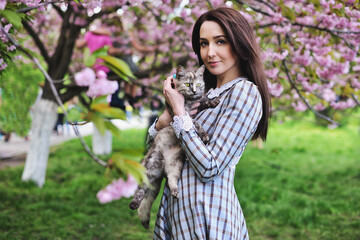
left=200, top=41, right=208, bottom=47
left=217, top=40, right=226, bottom=45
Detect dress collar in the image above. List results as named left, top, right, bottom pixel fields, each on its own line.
left=207, top=77, right=247, bottom=99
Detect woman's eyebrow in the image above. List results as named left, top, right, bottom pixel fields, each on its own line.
left=199, top=35, right=226, bottom=40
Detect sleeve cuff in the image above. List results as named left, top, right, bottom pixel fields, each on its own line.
left=148, top=118, right=158, bottom=138
left=170, top=113, right=194, bottom=138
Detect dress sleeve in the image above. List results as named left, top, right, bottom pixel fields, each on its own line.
left=175, top=82, right=263, bottom=182
left=148, top=119, right=158, bottom=139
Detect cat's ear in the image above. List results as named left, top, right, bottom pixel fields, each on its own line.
left=196, top=65, right=205, bottom=77
left=176, top=65, right=186, bottom=77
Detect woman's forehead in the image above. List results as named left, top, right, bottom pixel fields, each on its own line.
left=199, top=21, right=225, bottom=39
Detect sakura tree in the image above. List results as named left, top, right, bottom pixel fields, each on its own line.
left=0, top=0, right=359, bottom=190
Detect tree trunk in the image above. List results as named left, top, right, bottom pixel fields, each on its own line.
left=92, top=126, right=112, bottom=155
left=21, top=99, right=58, bottom=187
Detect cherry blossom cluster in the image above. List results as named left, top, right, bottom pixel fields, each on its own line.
left=96, top=175, right=138, bottom=204
left=244, top=0, right=360, bottom=112
left=1, top=0, right=359, bottom=115
left=74, top=68, right=118, bottom=98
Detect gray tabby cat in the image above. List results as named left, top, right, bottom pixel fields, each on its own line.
left=129, top=65, right=219, bottom=229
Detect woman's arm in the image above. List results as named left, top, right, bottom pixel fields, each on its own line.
left=175, top=81, right=263, bottom=182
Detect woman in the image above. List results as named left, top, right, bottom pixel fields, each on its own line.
left=149, top=7, right=271, bottom=239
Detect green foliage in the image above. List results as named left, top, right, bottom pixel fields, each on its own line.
left=66, top=95, right=126, bottom=137
left=0, top=9, right=22, bottom=30
left=111, top=150, right=149, bottom=185
left=98, top=55, right=136, bottom=82
left=0, top=62, right=43, bottom=136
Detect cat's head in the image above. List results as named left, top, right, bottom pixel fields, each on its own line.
left=175, top=65, right=205, bottom=99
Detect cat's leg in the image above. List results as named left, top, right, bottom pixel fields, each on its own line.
left=198, top=96, right=220, bottom=112
left=209, top=97, right=220, bottom=107
left=137, top=177, right=162, bottom=229
left=193, top=120, right=209, bottom=144
left=129, top=144, right=162, bottom=210
left=163, top=144, right=184, bottom=198
left=129, top=186, right=145, bottom=210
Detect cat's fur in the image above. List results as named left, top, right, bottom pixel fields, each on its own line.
left=129, top=65, right=219, bottom=229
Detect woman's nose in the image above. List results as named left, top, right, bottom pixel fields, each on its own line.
left=208, top=43, right=216, bottom=58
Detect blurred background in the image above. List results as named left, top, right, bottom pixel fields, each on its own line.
left=0, top=0, right=359, bottom=239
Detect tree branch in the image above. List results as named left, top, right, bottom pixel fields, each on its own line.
left=292, top=22, right=357, bottom=50
left=351, top=94, right=360, bottom=106
left=16, top=1, right=60, bottom=13
left=282, top=59, right=340, bottom=126
left=51, top=3, right=64, bottom=19
left=1, top=24, right=109, bottom=168
left=205, top=0, right=214, bottom=9
left=235, top=0, right=271, bottom=16
left=254, top=0, right=277, bottom=12
left=21, top=20, right=51, bottom=64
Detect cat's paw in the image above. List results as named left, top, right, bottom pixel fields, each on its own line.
left=171, top=188, right=179, bottom=198
left=201, top=135, right=210, bottom=144
left=211, top=98, right=220, bottom=107
left=129, top=200, right=140, bottom=210
left=141, top=220, right=150, bottom=229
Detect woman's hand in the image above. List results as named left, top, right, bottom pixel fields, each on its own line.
left=163, top=75, right=186, bottom=116
left=190, top=102, right=200, bottom=117
left=155, top=108, right=172, bottom=131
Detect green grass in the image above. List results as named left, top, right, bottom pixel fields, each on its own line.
left=0, top=118, right=359, bottom=240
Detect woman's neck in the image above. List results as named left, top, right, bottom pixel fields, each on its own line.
left=216, top=72, right=241, bottom=88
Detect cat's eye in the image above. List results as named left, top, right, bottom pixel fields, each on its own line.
left=185, top=83, right=190, bottom=87
left=196, top=83, right=201, bottom=87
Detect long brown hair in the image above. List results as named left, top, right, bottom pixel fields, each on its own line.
left=192, top=7, right=271, bottom=141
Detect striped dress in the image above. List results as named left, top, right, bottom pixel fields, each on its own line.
left=151, top=77, right=263, bottom=240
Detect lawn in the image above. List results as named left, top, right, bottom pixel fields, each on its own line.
left=0, top=117, right=359, bottom=240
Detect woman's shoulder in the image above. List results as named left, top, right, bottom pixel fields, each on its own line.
left=232, top=79, right=260, bottom=99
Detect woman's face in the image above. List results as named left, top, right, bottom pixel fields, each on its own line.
left=199, top=21, right=240, bottom=85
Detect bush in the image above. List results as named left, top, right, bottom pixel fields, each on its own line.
left=0, top=61, right=43, bottom=136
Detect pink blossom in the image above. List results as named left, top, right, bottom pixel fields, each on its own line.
left=313, top=46, right=331, bottom=56
left=96, top=175, right=138, bottom=204
left=74, top=68, right=96, bottom=86
left=302, top=81, right=319, bottom=92
left=330, top=98, right=356, bottom=110
left=0, top=58, right=7, bottom=71
left=265, top=49, right=288, bottom=61
left=0, top=0, right=6, bottom=10
left=271, top=13, right=286, bottom=24
left=296, top=16, right=314, bottom=25
left=316, top=68, right=334, bottom=80
left=332, top=3, right=343, bottom=10
left=265, top=68, right=279, bottom=79
left=351, top=78, right=360, bottom=89
left=322, top=88, right=337, bottom=102
left=96, top=70, right=107, bottom=79
left=292, top=100, right=307, bottom=111
left=292, top=49, right=312, bottom=66
left=7, top=45, right=16, bottom=51
left=314, top=103, right=326, bottom=111
left=352, top=65, right=360, bottom=71
left=272, top=24, right=291, bottom=34
left=86, top=78, right=118, bottom=97
left=297, top=74, right=308, bottom=82
left=267, top=81, right=284, bottom=97
left=210, top=0, right=224, bottom=7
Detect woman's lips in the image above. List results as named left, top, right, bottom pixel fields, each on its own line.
left=208, top=61, right=219, bottom=67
